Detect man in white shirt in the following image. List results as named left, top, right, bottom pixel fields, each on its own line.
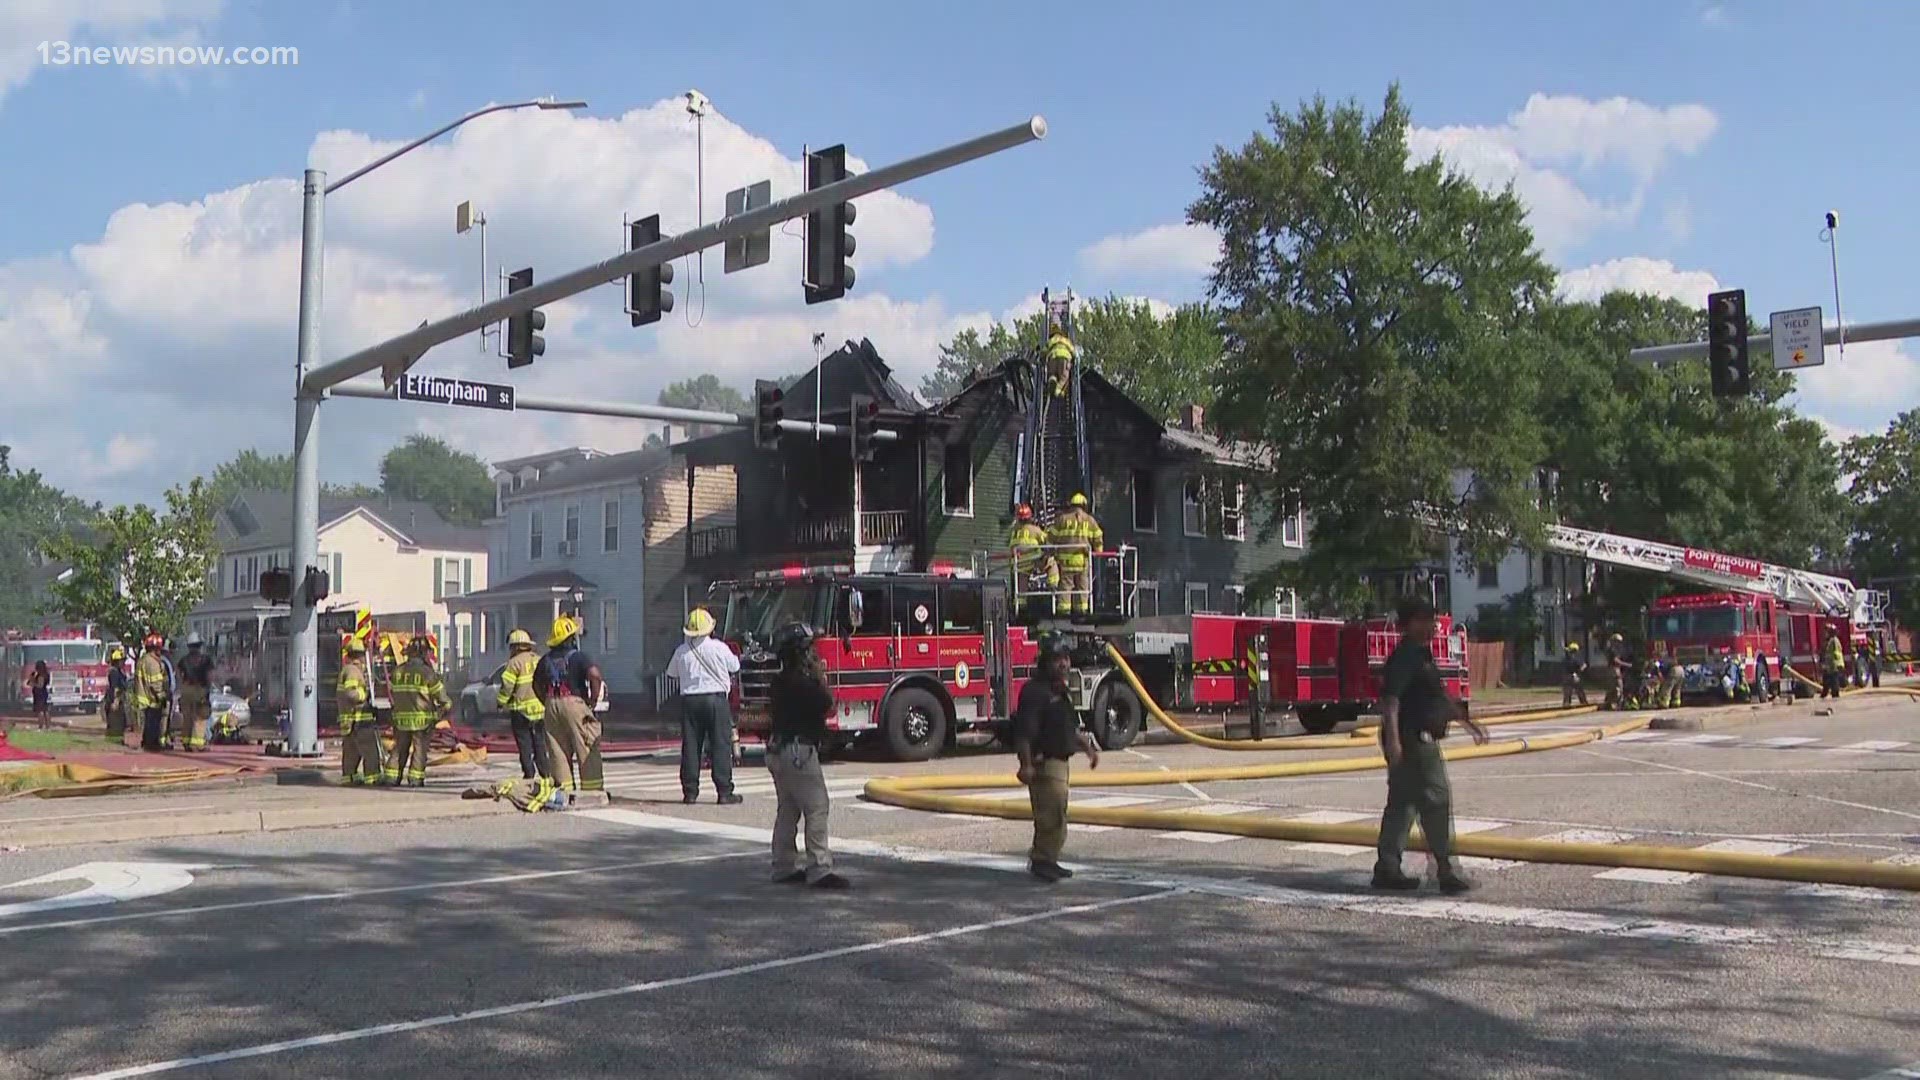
left=667, top=607, right=743, bottom=804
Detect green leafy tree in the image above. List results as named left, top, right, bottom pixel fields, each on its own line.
left=43, top=480, right=219, bottom=645
left=921, top=322, right=1035, bottom=403
left=1843, top=410, right=1920, bottom=625
left=378, top=436, right=494, bottom=525
left=203, top=449, right=294, bottom=510
left=0, top=446, right=100, bottom=628
left=1190, top=85, right=1557, bottom=606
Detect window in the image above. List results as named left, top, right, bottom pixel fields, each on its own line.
left=1221, top=480, right=1246, bottom=541
left=565, top=504, right=581, bottom=548
left=1182, top=476, right=1207, bottom=537
left=1282, top=506, right=1303, bottom=548
left=1273, top=589, right=1299, bottom=618
left=600, top=599, right=619, bottom=653
left=603, top=498, right=621, bottom=553
left=529, top=511, right=544, bottom=561
left=938, top=584, right=982, bottom=633
left=1131, top=469, right=1157, bottom=532
left=230, top=558, right=240, bottom=596
left=837, top=583, right=893, bottom=637
left=1185, top=582, right=1210, bottom=614
left=893, top=583, right=937, bottom=636
left=1224, top=584, right=1246, bottom=615
left=1135, top=582, right=1160, bottom=618
left=1477, top=562, right=1500, bottom=589
left=942, top=442, right=973, bottom=516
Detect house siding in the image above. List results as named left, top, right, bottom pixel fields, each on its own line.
left=642, top=462, right=739, bottom=681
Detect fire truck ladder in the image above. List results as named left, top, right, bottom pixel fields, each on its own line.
left=1026, top=287, right=1091, bottom=527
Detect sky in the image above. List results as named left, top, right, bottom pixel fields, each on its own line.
left=3, top=0, right=1918, bottom=505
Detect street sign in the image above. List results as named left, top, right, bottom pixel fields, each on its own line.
left=395, top=372, right=516, bottom=411
left=723, top=180, right=772, bottom=273
left=1769, top=306, right=1825, bottom=370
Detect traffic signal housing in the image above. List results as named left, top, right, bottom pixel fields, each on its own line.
left=628, top=214, right=674, bottom=326
left=753, top=379, right=785, bottom=449
left=1708, top=288, right=1749, bottom=398
left=259, top=567, right=291, bottom=605
left=506, top=268, right=546, bottom=369
left=849, top=394, right=881, bottom=463
left=803, top=145, right=856, bottom=305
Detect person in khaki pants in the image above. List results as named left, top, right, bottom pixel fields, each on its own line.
left=337, top=639, right=382, bottom=785
left=535, top=615, right=604, bottom=792
left=1013, top=637, right=1100, bottom=882
left=765, top=622, right=848, bottom=889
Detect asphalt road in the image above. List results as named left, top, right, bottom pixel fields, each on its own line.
left=5, top=691, right=1919, bottom=1078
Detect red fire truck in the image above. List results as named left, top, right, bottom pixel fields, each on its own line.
left=714, top=551, right=1469, bottom=761
left=2, top=625, right=109, bottom=714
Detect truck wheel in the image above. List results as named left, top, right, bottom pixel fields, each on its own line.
left=461, top=699, right=479, bottom=725
left=1091, top=680, right=1143, bottom=750
left=1297, top=705, right=1338, bottom=735
left=883, top=688, right=947, bottom=762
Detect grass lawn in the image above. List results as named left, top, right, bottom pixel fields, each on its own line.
left=2, top=728, right=114, bottom=754
left=1472, top=686, right=1565, bottom=707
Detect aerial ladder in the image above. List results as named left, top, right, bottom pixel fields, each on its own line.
left=1015, top=286, right=1091, bottom=528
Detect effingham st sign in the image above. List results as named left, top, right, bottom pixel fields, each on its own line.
left=394, top=373, right=515, bottom=411
left=1769, top=306, right=1825, bottom=370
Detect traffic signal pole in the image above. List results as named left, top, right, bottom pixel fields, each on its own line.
left=1628, top=314, right=1920, bottom=365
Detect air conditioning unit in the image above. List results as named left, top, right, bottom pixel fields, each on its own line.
left=558, top=540, right=576, bottom=557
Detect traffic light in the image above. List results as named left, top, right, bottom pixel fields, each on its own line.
left=849, top=394, right=881, bottom=462
left=303, top=567, right=332, bottom=607
left=506, top=268, right=545, bottom=369
left=803, top=145, right=856, bottom=305
left=259, top=567, right=291, bottom=605
left=628, top=214, right=674, bottom=326
left=753, top=379, right=785, bottom=449
left=1708, top=287, right=1749, bottom=398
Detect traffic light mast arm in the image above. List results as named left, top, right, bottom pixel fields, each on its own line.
left=1628, top=314, right=1920, bottom=365
left=303, top=116, right=1048, bottom=394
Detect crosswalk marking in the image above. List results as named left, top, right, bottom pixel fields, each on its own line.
left=1596, top=838, right=1803, bottom=885
left=1836, top=740, right=1910, bottom=752
left=1667, top=733, right=1739, bottom=744
left=1072, top=795, right=1167, bottom=810
left=1608, top=731, right=1668, bottom=743
left=1534, top=828, right=1635, bottom=845
left=1152, top=803, right=1260, bottom=844
left=1284, top=810, right=1374, bottom=856
left=1757, top=736, right=1822, bottom=747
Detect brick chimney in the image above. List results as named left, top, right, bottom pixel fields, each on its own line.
left=1179, top=404, right=1205, bottom=432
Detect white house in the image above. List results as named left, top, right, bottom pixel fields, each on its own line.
left=1444, top=469, right=1593, bottom=666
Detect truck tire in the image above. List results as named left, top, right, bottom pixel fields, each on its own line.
left=1091, top=679, right=1143, bottom=750
left=1297, top=704, right=1338, bottom=735
left=461, top=698, right=479, bottom=726
left=883, top=688, right=948, bottom=762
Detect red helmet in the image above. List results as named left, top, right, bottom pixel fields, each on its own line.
left=1015, top=503, right=1033, bottom=521
left=142, top=633, right=164, bottom=650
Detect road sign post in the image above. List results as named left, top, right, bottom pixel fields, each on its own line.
left=1769, top=306, right=1825, bottom=370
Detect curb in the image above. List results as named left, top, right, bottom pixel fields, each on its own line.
left=0, top=790, right=546, bottom=850
left=1646, top=693, right=1835, bottom=732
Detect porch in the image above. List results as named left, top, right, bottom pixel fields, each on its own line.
left=444, top=568, right=597, bottom=683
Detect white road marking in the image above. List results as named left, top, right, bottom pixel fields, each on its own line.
left=1791, top=855, right=1920, bottom=903
left=1837, top=741, right=1910, bottom=752
left=74, top=888, right=1179, bottom=1079
left=842, top=801, right=901, bottom=812
left=1071, top=795, right=1166, bottom=809
left=1577, top=747, right=1920, bottom=824
left=0, top=862, right=210, bottom=920
left=1666, top=733, right=1740, bottom=744
left=1757, top=736, right=1822, bottom=748
left=1449, top=819, right=1509, bottom=834
left=1282, top=810, right=1374, bottom=856
left=1534, top=829, right=1636, bottom=846
left=0, top=850, right=758, bottom=937
left=1607, top=731, right=1668, bottom=743
left=580, top=810, right=1920, bottom=968
left=1151, top=803, right=1260, bottom=843
left=1594, top=838, right=1804, bottom=885
left=1857, top=1060, right=1920, bottom=1079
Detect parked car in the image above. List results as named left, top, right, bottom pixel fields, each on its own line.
left=459, top=664, right=508, bottom=725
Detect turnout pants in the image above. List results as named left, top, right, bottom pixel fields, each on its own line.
left=510, top=714, right=550, bottom=780
left=1821, top=670, right=1844, bottom=698
left=340, top=721, right=382, bottom=785
left=1375, top=738, right=1459, bottom=881
left=1561, top=672, right=1587, bottom=707
left=768, top=742, right=833, bottom=881
left=104, top=696, right=126, bottom=739
left=1057, top=566, right=1089, bottom=615
left=384, top=726, right=432, bottom=785
left=174, top=687, right=209, bottom=749
left=543, top=697, right=600, bottom=792
left=1027, top=758, right=1072, bottom=865
left=679, top=693, right=735, bottom=799
left=141, top=705, right=167, bottom=750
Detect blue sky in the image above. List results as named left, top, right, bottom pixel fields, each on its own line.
left=3, top=0, right=1915, bottom=503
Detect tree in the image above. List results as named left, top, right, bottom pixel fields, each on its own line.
left=43, top=480, right=219, bottom=645
left=0, top=446, right=100, bottom=628
left=1190, top=86, right=1558, bottom=606
left=203, top=449, right=293, bottom=510
left=379, top=436, right=495, bottom=525
left=1843, top=410, right=1920, bottom=626
left=920, top=322, right=1034, bottom=403
left=659, top=374, right=751, bottom=440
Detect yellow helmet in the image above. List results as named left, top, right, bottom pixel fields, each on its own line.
left=508, top=628, right=534, bottom=649
left=684, top=607, right=716, bottom=637
left=344, top=637, right=367, bottom=656
left=107, top=645, right=126, bottom=662
left=548, top=614, right=582, bottom=648
left=1069, top=493, right=1089, bottom=508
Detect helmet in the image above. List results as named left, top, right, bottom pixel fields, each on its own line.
left=344, top=638, right=367, bottom=656
left=772, top=622, right=818, bottom=659
left=1069, top=493, right=1089, bottom=508
left=1610, top=632, right=1623, bottom=642
left=1566, top=641, right=1580, bottom=651
left=683, top=608, right=716, bottom=638
left=186, top=632, right=203, bottom=648
left=107, top=645, right=125, bottom=662
left=549, top=614, right=583, bottom=648
left=143, top=633, right=164, bottom=650
left=507, top=628, right=534, bottom=649
left=1015, top=503, right=1033, bottom=521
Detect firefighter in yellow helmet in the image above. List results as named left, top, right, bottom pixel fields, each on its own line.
left=337, top=638, right=382, bottom=785
left=537, top=613, right=606, bottom=793
left=496, top=629, right=549, bottom=779
left=384, top=636, right=448, bottom=786
left=1008, top=503, right=1057, bottom=620
left=1045, top=331, right=1075, bottom=398
left=134, top=632, right=171, bottom=751
left=1047, top=493, right=1103, bottom=616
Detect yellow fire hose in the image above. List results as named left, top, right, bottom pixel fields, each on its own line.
left=860, top=646, right=1920, bottom=892
left=1148, top=689, right=1599, bottom=752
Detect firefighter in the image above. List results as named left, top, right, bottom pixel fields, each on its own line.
left=134, top=633, right=170, bottom=751
left=384, top=637, right=448, bottom=787
left=102, top=645, right=128, bottom=742
left=538, top=614, right=607, bottom=794
left=173, top=633, right=213, bottom=752
left=1820, top=629, right=1846, bottom=699
left=1867, top=635, right=1883, bottom=688
left=1009, top=503, right=1056, bottom=620
left=1660, top=645, right=1685, bottom=709
left=1561, top=642, right=1588, bottom=707
left=1601, top=633, right=1627, bottom=710
left=1013, top=634, right=1100, bottom=881
left=1048, top=493, right=1103, bottom=617
left=496, top=629, right=548, bottom=780
left=1045, top=330, right=1075, bottom=398
left=337, top=638, right=381, bottom=785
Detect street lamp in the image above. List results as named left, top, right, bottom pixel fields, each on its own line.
left=570, top=588, right=586, bottom=617
left=285, top=97, right=585, bottom=758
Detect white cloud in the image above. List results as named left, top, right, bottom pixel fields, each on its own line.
left=1079, top=222, right=1220, bottom=278
left=1556, top=257, right=1721, bottom=303
left=1789, top=339, right=1920, bottom=413
left=0, top=0, right=224, bottom=109
left=1701, top=4, right=1728, bottom=26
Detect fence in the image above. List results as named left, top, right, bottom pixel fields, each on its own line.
left=1466, top=641, right=1506, bottom=691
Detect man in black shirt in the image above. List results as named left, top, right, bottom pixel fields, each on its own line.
left=1373, top=597, right=1488, bottom=895
left=1013, top=638, right=1100, bottom=882
left=173, top=633, right=215, bottom=752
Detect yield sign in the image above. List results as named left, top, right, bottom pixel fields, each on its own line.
left=0, top=861, right=210, bottom=919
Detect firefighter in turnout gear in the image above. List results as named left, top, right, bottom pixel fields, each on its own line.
left=173, top=633, right=213, bottom=751
left=384, top=637, right=449, bottom=786
left=135, top=633, right=171, bottom=751
left=1045, top=331, right=1074, bottom=398
left=1656, top=645, right=1684, bottom=710
left=1009, top=503, right=1057, bottom=620
left=1820, top=629, right=1846, bottom=699
left=496, top=629, right=549, bottom=780
left=1561, top=642, right=1588, bottom=707
left=1047, top=493, right=1103, bottom=616
left=536, top=614, right=606, bottom=793
left=336, top=638, right=382, bottom=785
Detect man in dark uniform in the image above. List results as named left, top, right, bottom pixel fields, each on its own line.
left=1013, top=636, right=1100, bottom=882
left=1561, top=642, right=1588, bottom=707
left=1602, top=633, right=1627, bottom=710
left=1373, top=596, right=1490, bottom=895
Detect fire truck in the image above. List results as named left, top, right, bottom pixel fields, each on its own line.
left=254, top=608, right=436, bottom=726
left=2, top=625, right=109, bottom=713
left=714, top=548, right=1469, bottom=761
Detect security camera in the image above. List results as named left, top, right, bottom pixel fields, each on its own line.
left=1826, top=210, right=1839, bottom=230
left=684, top=89, right=710, bottom=117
